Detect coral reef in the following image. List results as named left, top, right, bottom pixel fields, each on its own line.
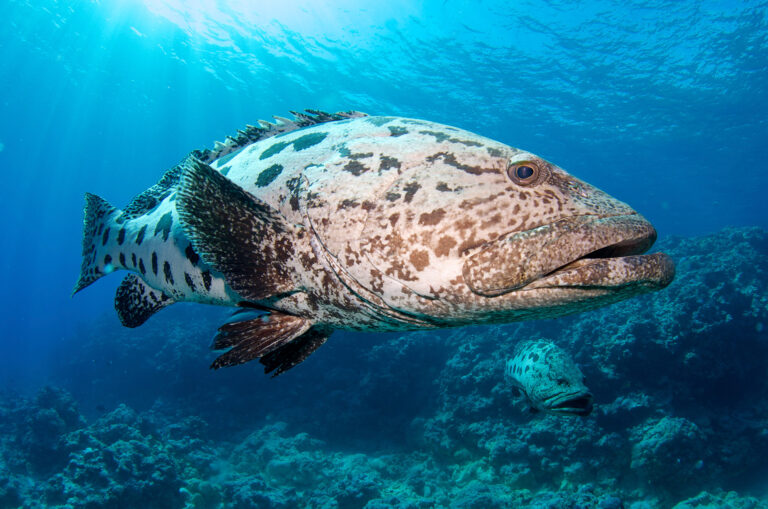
left=1, top=226, right=766, bottom=508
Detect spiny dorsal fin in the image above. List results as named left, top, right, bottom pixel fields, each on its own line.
left=191, top=109, right=367, bottom=165
left=176, top=155, right=297, bottom=301
left=122, top=109, right=367, bottom=219
left=122, top=165, right=183, bottom=219
left=114, top=273, right=174, bottom=327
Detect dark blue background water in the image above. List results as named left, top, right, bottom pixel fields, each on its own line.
left=0, top=0, right=766, bottom=389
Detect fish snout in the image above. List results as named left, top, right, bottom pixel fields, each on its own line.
left=557, top=172, right=637, bottom=218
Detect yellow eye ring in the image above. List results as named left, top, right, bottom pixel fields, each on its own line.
left=507, top=161, right=542, bottom=186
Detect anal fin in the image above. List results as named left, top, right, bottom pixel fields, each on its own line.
left=115, top=274, right=174, bottom=328
left=211, top=313, right=329, bottom=375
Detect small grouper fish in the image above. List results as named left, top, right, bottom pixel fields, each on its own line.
left=506, top=339, right=593, bottom=416
left=74, top=110, right=675, bottom=376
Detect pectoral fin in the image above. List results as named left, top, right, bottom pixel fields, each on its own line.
left=260, top=326, right=330, bottom=377
left=176, top=156, right=297, bottom=301
left=211, top=313, right=331, bottom=376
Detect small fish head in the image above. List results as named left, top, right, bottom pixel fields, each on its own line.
left=509, top=340, right=593, bottom=417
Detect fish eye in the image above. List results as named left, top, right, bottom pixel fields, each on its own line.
left=516, top=165, right=534, bottom=179
left=556, top=378, right=567, bottom=386
left=507, top=160, right=543, bottom=186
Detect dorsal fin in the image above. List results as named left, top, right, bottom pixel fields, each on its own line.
left=122, top=109, right=367, bottom=219
left=122, top=165, right=183, bottom=219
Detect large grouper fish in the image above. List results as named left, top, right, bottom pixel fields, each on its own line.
left=74, top=110, right=675, bottom=376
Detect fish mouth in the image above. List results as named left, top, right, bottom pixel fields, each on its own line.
left=547, top=393, right=594, bottom=416
left=463, top=213, right=675, bottom=296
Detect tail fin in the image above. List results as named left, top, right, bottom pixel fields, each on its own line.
left=73, top=192, right=119, bottom=295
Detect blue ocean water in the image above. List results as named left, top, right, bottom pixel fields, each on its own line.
left=1, top=1, right=767, bottom=507
left=1, top=0, right=765, bottom=385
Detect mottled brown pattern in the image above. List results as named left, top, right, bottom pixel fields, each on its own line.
left=480, top=213, right=502, bottom=229
left=435, top=236, right=457, bottom=257
left=418, top=208, right=446, bottom=226
left=409, top=250, right=430, bottom=271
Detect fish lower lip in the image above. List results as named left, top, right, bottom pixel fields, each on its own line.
left=551, top=394, right=594, bottom=416
left=527, top=252, right=675, bottom=290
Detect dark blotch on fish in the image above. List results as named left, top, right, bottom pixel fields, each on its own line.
left=419, top=130, right=451, bottom=142
left=185, top=244, right=200, bottom=265
left=403, top=182, right=421, bottom=203
left=427, top=151, right=495, bottom=175
left=343, top=160, right=369, bottom=176
left=339, top=199, right=359, bottom=209
left=365, top=116, right=395, bottom=127
left=292, top=132, right=328, bottom=151
left=380, top=156, right=401, bottom=171
left=256, top=164, right=284, bottom=187
left=136, top=224, right=147, bottom=245
left=260, top=141, right=290, bottom=160
left=201, top=270, right=212, bottom=291
left=420, top=130, right=482, bottom=147
left=154, top=212, right=173, bottom=242
left=163, top=261, right=174, bottom=284
left=184, top=272, right=196, bottom=292
left=260, top=132, right=328, bottom=160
